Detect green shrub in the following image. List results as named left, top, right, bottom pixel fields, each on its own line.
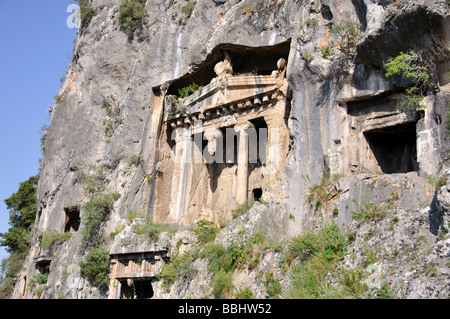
left=330, top=18, right=362, bottom=56
left=79, top=246, right=110, bottom=288
left=193, top=219, right=218, bottom=244
left=201, top=243, right=235, bottom=274
left=384, top=50, right=433, bottom=110
left=77, top=0, right=97, bottom=30
left=366, top=282, right=395, bottom=299
left=178, top=83, right=201, bottom=99
left=179, top=0, right=197, bottom=24
left=288, top=224, right=347, bottom=298
left=110, top=224, right=125, bottom=238
left=232, top=199, right=256, bottom=218
left=233, top=286, right=254, bottom=299
left=133, top=218, right=173, bottom=242
left=287, top=229, right=360, bottom=298
left=28, top=273, right=49, bottom=297
left=81, top=192, right=121, bottom=240
left=264, top=273, right=282, bottom=298
left=199, top=238, right=250, bottom=275
left=302, top=50, right=313, bottom=62
left=289, top=232, right=321, bottom=261
left=288, top=223, right=347, bottom=263
left=212, top=269, right=233, bottom=297
left=290, top=224, right=346, bottom=261
left=128, top=154, right=143, bottom=166
left=338, top=267, right=367, bottom=297
left=352, top=199, right=387, bottom=223
left=118, top=0, right=147, bottom=36
left=304, top=174, right=343, bottom=212
left=1, top=175, right=39, bottom=257
left=321, top=45, right=332, bottom=58
left=41, top=232, right=72, bottom=249
left=158, top=251, right=195, bottom=290
left=29, top=273, right=48, bottom=287
left=288, top=254, right=333, bottom=298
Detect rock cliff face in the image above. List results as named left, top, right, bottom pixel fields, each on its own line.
left=13, top=0, right=450, bottom=299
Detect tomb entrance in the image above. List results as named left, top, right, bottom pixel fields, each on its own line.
left=109, top=250, right=168, bottom=299
left=152, top=49, right=290, bottom=225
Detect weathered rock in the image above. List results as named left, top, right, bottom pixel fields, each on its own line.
left=12, top=0, right=450, bottom=299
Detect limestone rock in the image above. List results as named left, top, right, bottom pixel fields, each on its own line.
left=12, top=0, right=450, bottom=299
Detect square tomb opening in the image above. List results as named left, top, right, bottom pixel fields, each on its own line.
left=363, top=122, right=418, bottom=174
left=119, top=279, right=154, bottom=299
left=64, top=206, right=80, bottom=233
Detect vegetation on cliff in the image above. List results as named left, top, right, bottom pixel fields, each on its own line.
left=0, top=175, right=39, bottom=298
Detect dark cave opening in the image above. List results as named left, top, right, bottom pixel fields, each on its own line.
left=165, top=40, right=291, bottom=97
left=364, top=122, right=418, bottom=174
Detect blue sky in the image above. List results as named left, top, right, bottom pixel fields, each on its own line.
left=0, top=1, right=77, bottom=262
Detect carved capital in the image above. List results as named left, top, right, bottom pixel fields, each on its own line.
left=234, top=120, right=254, bottom=133
left=203, top=128, right=223, bottom=155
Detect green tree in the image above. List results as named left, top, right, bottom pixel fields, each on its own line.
left=76, top=0, right=97, bottom=31
left=79, top=246, right=110, bottom=288
left=0, top=175, right=39, bottom=298
left=118, top=0, right=147, bottom=36
left=0, top=175, right=39, bottom=256
left=330, top=18, right=362, bottom=57
left=384, top=50, right=433, bottom=110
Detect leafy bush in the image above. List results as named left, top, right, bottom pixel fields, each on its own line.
left=330, top=19, right=362, bottom=56
left=366, top=282, right=396, bottom=299
left=178, top=83, right=201, bottom=99
left=133, top=218, right=173, bottom=242
left=264, top=273, right=282, bottom=298
left=81, top=192, right=121, bottom=240
left=29, top=273, right=48, bottom=286
left=1, top=175, right=39, bottom=256
left=384, top=50, right=433, bottom=110
left=287, top=225, right=362, bottom=298
left=232, top=199, right=256, bottom=218
left=178, top=0, right=197, bottom=25
left=158, top=251, right=195, bottom=290
left=79, top=246, right=110, bottom=288
left=288, top=223, right=347, bottom=262
left=352, top=199, right=387, bottom=223
left=385, top=51, right=430, bottom=84
left=118, top=0, right=147, bottom=36
left=128, top=154, right=143, bottom=166
left=77, top=0, right=97, bottom=30
left=200, top=243, right=235, bottom=274
left=192, top=219, right=218, bottom=244
left=212, top=269, right=233, bottom=297
left=28, top=273, right=49, bottom=297
left=304, top=174, right=343, bottom=212
left=41, top=232, right=72, bottom=249
left=338, top=267, right=367, bottom=297
left=233, top=286, right=254, bottom=299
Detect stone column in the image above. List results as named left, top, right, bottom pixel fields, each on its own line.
left=169, top=126, right=192, bottom=224
left=234, top=121, right=254, bottom=204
